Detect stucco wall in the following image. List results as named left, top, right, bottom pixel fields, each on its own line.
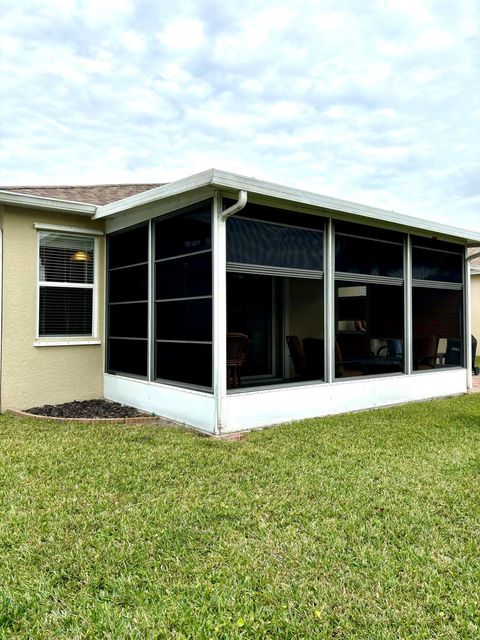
left=1, top=206, right=105, bottom=410
left=472, top=274, right=480, bottom=349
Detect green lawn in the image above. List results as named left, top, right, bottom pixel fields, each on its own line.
left=1, top=396, right=480, bottom=639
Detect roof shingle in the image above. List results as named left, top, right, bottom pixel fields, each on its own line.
left=0, top=183, right=164, bottom=205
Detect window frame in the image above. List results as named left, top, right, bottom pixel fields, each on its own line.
left=36, top=228, right=99, bottom=343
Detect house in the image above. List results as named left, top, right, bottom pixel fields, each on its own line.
left=0, top=168, right=479, bottom=435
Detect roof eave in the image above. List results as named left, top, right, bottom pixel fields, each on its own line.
left=0, top=190, right=97, bottom=216
left=93, top=169, right=216, bottom=219
left=93, top=168, right=480, bottom=244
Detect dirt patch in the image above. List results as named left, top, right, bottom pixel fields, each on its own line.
left=25, top=399, right=147, bottom=419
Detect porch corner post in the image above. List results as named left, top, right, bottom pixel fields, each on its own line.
left=405, top=234, right=413, bottom=375
left=465, top=248, right=472, bottom=390
left=212, top=191, right=228, bottom=434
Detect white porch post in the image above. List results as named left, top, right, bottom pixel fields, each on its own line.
left=404, top=234, right=413, bottom=375
left=212, top=191, right=228, bottom=434
left=325, top=218, right=335, bottom=383
left=465, top=248, right=472, bottom=390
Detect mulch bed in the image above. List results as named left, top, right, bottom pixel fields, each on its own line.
left=25, top=399, right=146, bottom=419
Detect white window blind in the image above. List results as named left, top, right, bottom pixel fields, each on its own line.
left=38, top=232, right=95, bottom=336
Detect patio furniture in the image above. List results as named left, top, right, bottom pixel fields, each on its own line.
left=286, top=335, right=308, bottom=378
left=227, top=333, right=250, bottom=388
left=335, top=341, right=367, bottom=378
left=413, top=335, right=437, bottom=370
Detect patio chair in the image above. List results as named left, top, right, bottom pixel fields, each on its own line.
left=335, top=341, right=367, bottom=378
left=286, top=335, right=308, bottom=378
left=413, top=335, right=437, bottom=370
left=227, top=333, right=250, bottom=388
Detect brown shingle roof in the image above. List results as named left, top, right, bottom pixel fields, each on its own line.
left=0, top=183, right=164, bottom=205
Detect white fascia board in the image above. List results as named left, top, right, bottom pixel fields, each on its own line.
left=93, top=169, right=216, bottom=219
left=93, top=167, right=480, bottom=244
left=0, top=190, right=97, bottom=216
left=210, top=169, right=480, bottom=244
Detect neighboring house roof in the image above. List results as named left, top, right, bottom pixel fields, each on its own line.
left=0, top=183, right=163, bottom=205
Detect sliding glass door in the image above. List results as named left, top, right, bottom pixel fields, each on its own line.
left=226, top=204, right=325, bottom=389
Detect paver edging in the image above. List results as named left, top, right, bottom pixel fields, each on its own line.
left=7, top=409, right=160, bottom=425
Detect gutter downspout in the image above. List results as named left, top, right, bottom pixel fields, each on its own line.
left=214, top=190, right=248, bottom=435
left=220, top=190, right=248, bottom=221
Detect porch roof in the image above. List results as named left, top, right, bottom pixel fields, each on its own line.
left=1, top=169, right=480, bottom=246
left=93, top=168, right=480, bottom=246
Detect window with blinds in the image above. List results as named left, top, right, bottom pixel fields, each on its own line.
left=38, top=232, right=95, bottom=336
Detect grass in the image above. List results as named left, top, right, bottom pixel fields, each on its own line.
left=1, top=395, right=480, bottom=639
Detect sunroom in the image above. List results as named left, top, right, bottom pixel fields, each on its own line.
left=101, top=171, right=475, bottom=435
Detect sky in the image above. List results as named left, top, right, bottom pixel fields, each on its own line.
left=1, top=0, right=479, bottom=230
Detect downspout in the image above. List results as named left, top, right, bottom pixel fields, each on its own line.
left=214, top=190, right=248, bottom=435
left=221, top=190, right=248, bottom=221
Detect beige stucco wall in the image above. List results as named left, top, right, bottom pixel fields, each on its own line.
left=1, top=206, right=105, bottom=410
left=472, top=274, right=480, bottom=345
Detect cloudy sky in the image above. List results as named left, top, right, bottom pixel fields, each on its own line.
left=1, top=0, right=479, bottom=229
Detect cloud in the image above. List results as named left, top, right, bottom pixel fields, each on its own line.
left=0, top=0, right=479, bottom=230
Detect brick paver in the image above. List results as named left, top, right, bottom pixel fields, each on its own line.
left=470, top=375, right=480, bottom=393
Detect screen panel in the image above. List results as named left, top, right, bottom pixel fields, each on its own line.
left=227, top=217, right=323, bottom=271
left=156, top=299, right=212, bottom=342
left=156, top=343, right=212, bottom=387
left=155, top=209, right=211, bottom=260
left=154, top=202, right=213, bottom=389
left=107, top=223, right=149, bottom=378
left=108, top=338, right=148, bottom=377
left=412, top=247, right=463, bottom=283
left=335, top=235, right=403, bottom=277
left=155, top=253, right=212, bottom=300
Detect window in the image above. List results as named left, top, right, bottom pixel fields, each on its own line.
left=38, top=231, right=95, bottom=337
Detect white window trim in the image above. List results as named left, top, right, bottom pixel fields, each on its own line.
left=33, top=222, right=104, bottom=236
left=33, top=339, right=101, bottom=347
left=35, top=230, right=100, bottom=343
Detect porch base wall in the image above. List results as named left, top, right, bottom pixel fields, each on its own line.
left=222, top=369, right=467, bottom=433
left=104, top=374, right=216, bottom=435
left=105, top=370, right=467, bottom=436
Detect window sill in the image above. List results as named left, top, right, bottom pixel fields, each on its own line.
left=33, top=339, right=101, bottom=347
